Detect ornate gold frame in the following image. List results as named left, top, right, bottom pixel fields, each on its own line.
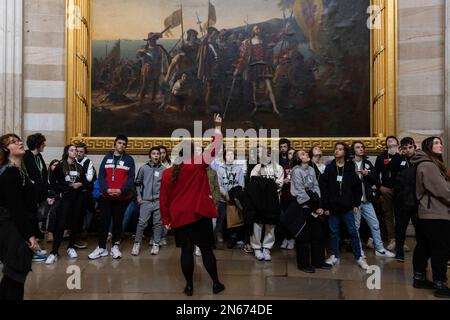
left=66, top=0, right=397, bottom=154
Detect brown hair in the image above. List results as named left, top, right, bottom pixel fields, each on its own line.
left=0, top=134, right=21, bottom=166
left=421, top=137, right=449, bottom=180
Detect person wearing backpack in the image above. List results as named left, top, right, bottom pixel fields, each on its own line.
left=392, top=137, right=417, bottom=262
left=411, top=137, right=450, bottom=298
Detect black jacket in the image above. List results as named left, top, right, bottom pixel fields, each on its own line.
left=0, top=166, right=35, bottom=278
left=49, top=162, right=87, bottom=197
left=375, top=151, right=398, bottom=188
left=354, top=157, right=379, bottom=203
left=23, top=150, right=48, bottom=203
left=320, top=160, right=362, bottom=215
left=244, top=176, right=281, bottom=225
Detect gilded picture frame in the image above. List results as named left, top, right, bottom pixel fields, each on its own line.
left=65, top=0, right=397, bottom=154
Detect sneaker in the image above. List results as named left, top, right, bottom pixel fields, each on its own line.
left=280, top=239, right=288, bottom=249
left=387, top=239, right=396, bottom=251
left=88, top=246, right=109, bottom=260
left=45, top=254, right=58, bottom=265
left=74, top=241, right=88, bottom=249
left=254, top=249, right=264, bottom=261
left=36, top=248, right=47, bottom=255
left=375, top=249, right=395, bottom=258
left=131, top=242, right=141, bottom=256
left=151, top=243, right=160, bottom=255
left=434, top=281, right=450, bottom=299
left=299, top=265, right=316, bottom=273
left=287, top=239, right=295, bottom=250
left=111, top=244, right=122, bottom=259
left=160, top=238, right=167, bottom=246
left=262, top=248, right=272, bottom=261
left=366, top=237, right=374, bottom=249
left=67, top=248, right=78, bottom=259
left=413, top=273, right=434, bottom=289
left=195, top=246, right=202, bottom=257
left=314, top=262, right=333, bottom=270
left=326, top=255, right=340, bottom=266
left=357, top=257, right=369, bottom=270
left=32, top=252, right=47, bottom=263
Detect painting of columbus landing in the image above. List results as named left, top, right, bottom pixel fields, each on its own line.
left=91, top=0, right=370, bottom=137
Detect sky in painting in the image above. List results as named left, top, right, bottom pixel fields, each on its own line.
left=93, top=0, right=283, bottom=40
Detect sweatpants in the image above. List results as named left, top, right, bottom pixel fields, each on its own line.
left=135, top=200, right=163, bottom=244
left=250, top=223, right=276, bottom=250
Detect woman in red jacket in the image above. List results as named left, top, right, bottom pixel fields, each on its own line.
left=160, top=114, right=225, bottom=297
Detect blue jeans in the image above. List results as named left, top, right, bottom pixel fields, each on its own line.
left=328, top=211, right=362, bottom=260
left=355, top=202, right=385, bottom=252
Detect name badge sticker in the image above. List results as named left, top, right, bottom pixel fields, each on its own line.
left=119, top=161, right=125, bottom=166
left=401, top=161, right=407, bottom=166
left=337, top=176, right=343, bottom=182
left=154, top=171, right=160, bottom=177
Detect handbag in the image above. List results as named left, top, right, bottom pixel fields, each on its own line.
left=226, top=204, right=244, bottom=229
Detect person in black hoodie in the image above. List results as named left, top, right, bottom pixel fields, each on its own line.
left=45, top=144, right=87, bottom=264
left=391, top=137, right=417, bottom=261
left=320, top=142, right=368, bottom=270
left=23, top=133, right=48, bottom=238
left=0, top=134, right=38, bottom=300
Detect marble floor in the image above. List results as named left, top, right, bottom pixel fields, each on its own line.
left=20, top=237, right=444, bottom=300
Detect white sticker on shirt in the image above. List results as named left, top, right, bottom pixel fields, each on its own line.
left=154, top=171, right=160, bottom=177
left=65, top=175, right=71, bottom=182
left=337, top=176, right=343, bottom=182
left=106, top=159, right=113, bottom=164
left=365, top=164, right=370, bottom=170
left=119, top=161, right=125, bottom=166
left=401, top=161, right=407, bottom=166
left=69, top=171, right=78, bottom=176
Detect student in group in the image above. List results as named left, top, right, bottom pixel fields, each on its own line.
left=309, top=145, right=326, bottom=182
left=290, top=150, right=332, bottom=273
left=0, top=134, right=38, bottom=300
left=132, top=147, right=165, bottom=256
left=375, top=136, right=400, bottom=250
left=160, top=114, right=225, bottom=296
left=278, top=138, right=291, bottom=168
left=391, top=137, right=417, bottom=261
left=45, top=145, right=87, bottom=264
left=88, top=135, right=136, bottom=260
left=351, top=141, right=395, bottom=259
left=321, top=142, right=368, bottom=270
left=280, top=148, right=296, bottom=250
left=211, top=149, right=245, bottom=249
left=411, top=137, right=450, bottom=298
left=75, top=143, right=96, bottom=250
left=248, top=146, right=284, bottom=262
left=159, top=145, right=172, bottom=169
left=45, top=159, right=61, bottom=243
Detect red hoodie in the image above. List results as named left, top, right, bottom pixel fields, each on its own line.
left=160, top=134, right=222, bottom=228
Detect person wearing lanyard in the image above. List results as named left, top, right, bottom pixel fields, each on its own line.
left=45, top=145, right=87, bottom=264
left=320, top=142, right=369, bottom=270
left=88, top=135, right=136, bottom=260
left=375, top=136, right=400, bottom=250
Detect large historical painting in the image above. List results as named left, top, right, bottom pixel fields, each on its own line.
left=91, top=0, right=370, bottom=138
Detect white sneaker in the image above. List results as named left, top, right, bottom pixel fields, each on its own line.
left=255, top=249, right=264, bottom=261
left=287, top=239, right=295, bottom=250
left=376, top=249, right=395, bottom=258
left=357, top=257, right=369, bottom=270
left=280, top=239, right=288, bottom=249
left=262, top=248, right=272, bottom=261
left=195, top=246, right=202, bottom=257
left=67, top=248, right=78, bottom=259
left=37, top=248, right=47, bottom=255
left=326, top=255, right=340, bottom=266
left=88, top=246, right=109, bottom=260
left=160, top=238, right=167, bottom=246
left=45, top=254, right=58, bottom=265
left=151, top=243, right=160, bottom=255
left=111, top=244, right=122, bottom=259
left=131, top=242, right=141, bottom=256
left=366, top=238, right=374, bottom=249
left=387, top=239, right=396, bottom=251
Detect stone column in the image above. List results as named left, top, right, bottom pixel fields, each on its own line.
left=446, top=1, right=450, bottom=165
left=0, top=0, right=23, bottom=135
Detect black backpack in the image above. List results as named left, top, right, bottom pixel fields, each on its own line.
left=394, top=160, right=429, bottom=211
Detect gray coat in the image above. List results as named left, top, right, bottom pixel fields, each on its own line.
left=290, top=165, right=321, bottom=207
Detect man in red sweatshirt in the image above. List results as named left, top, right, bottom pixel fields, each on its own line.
left=89, top=135, right=136, bottom=260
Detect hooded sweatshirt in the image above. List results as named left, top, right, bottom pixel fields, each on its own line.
left=411, top=150, right=450, bottom=221
left=211, top=160, right=245, bottom=202
left=290, top=164, right=321, bottom=207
